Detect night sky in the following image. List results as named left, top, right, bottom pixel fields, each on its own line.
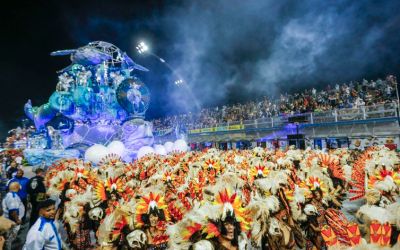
left=1, top=0, right=400, bottom=140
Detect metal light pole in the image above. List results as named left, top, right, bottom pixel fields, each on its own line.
left=136, top=41, right=201, bottom=110
left=136, top=42, right=182, bottom=81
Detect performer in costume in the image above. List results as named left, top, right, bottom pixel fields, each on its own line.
left=183, top=189, right=250, bottom=250
left=209, top=213, right=243, bottom=250
left=70, top=203, right=92, bottom=250
left=307, top=189, right=327, bottom=250
left=135, top=192, right=170, bottom=250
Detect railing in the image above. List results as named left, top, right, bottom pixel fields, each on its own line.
left=181, top=103, right=398, bottom=134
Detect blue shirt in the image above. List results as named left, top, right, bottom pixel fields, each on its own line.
left=8, top=176, right=30, bottom=200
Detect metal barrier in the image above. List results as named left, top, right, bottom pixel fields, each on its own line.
left=183, top=103, right=398, bottom=134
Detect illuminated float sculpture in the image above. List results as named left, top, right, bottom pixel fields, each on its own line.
left=24, top=41, right=154, bottom=164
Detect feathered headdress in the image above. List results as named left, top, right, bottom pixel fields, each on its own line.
left=92, top=176, right=126, bottom=205
left=318, top=153, right=339, bottom=168
left=98, top=153, right=123, bottom=167
left=249, top=165, right=269, bottom=180
left=135, top=192, right=169, bottom=228
left=301, top=176, right=328, bottom=198
left=368, top=169, right=400, bottom=192
left=211, top=189, right=250, bottom=233
left=162, top=171, right=175, bottom=184
left=204, top=159, right=222, bottom=174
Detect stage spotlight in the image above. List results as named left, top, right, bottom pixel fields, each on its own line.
left=175, top=79, right=184, bottom=85
left=136, top=41, right=149, bottom=54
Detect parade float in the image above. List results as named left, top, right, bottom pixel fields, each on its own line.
left=23, top=41, right=156, bottom=165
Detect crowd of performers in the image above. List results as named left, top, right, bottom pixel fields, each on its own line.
left=44, top=146, right=400, bottom=249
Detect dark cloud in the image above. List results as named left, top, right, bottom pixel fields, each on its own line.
left=161, top=0, right=400, bottom=110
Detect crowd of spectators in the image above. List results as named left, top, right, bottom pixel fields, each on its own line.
left=1, top=149, right=49, bottom=250
left=152, top=75, right=398, bottom=131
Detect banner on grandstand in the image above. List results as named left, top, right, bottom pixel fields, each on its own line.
left=153, top=127, right=174, bottom=137
left=189, top=124, right=244, bottom=134
left=189, top=129, right=201, bottom=134
left=227, top=124, right=244, bottom=130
